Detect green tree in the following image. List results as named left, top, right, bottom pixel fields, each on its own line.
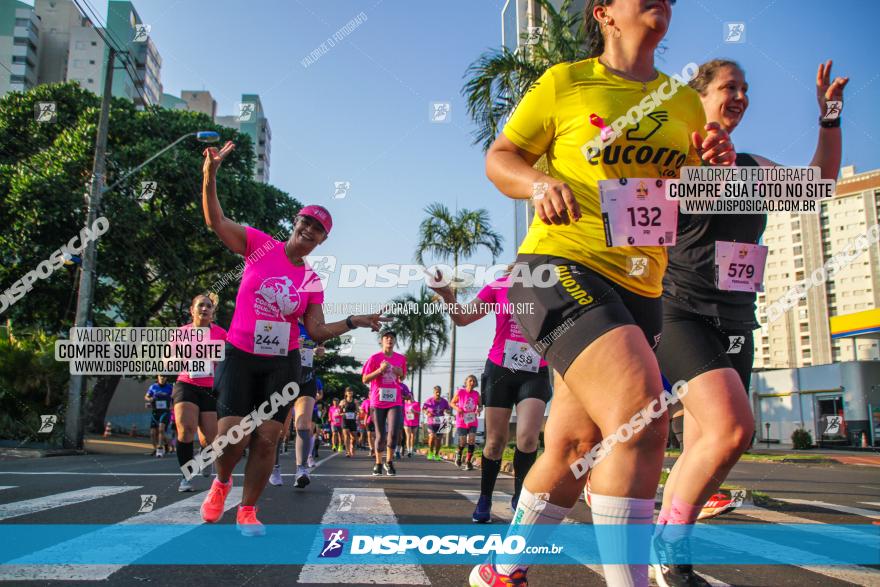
left=415, top=204, right=502, bottom=397
left=462, top=0, right=587, bottom=152
left=387, top=287, right=448, bottom=403
left=0, top=83, right=302, bottom=434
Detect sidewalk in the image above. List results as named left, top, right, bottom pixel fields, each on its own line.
left=746, top=446, right=880, bottom=466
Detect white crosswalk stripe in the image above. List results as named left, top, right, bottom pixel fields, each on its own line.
left=0, top=486, right=15, bottom=491
left=859, top=501, right=880, bottom=508
left=775, top=498, right=880, bottom=521
left=736, top=503, right=873, bottom=546
left=0, top=487, right=243, bottom=581
left=296, top=488, right=430, bottom=585
left=0, top=486, right=139, bottom=521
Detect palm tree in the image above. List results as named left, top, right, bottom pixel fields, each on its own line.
left=415, top=204, right=503, bottom=397
left=387, top=287, right=448, bottom=403
left=462, top=0, right=588, bottom=152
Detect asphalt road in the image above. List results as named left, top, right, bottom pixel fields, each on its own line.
left=0, top=448, right=877, bottom=586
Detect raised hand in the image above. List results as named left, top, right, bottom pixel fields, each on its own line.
left=692, top=122, right=736, bottom=166
left=203, top=141, right=235, bottom=177
left=816, top=60, right=848, bottom=118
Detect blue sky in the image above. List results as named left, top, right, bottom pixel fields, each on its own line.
left=86, top=0, right=879, bottom=398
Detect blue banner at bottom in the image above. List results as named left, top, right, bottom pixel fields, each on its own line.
left=0, top=524, right=877, bottom=565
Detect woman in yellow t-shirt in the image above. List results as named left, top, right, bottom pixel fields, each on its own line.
left=469, top=1, right=735, bottom=586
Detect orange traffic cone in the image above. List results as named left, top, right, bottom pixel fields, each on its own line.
left=103, top=421, right=112, bottom=437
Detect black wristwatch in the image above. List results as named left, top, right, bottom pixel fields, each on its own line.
left=345, top=315, right=355, bottom=329
left=820, top=118, right=841, bottom=128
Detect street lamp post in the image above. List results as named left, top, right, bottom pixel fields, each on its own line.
left=62, top=130, right=220, bottom=450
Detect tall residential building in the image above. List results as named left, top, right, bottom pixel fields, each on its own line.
left=754, top=165, right=880, bottom=369
left=217, top=94, right=271, bottom=183
left=105, top=0, right=161, bottom=107
left=0, top=0, right=40, bottom=95
left=160, top=90, right=216, bottom=120
left=32, top=0, right=103, bottom=96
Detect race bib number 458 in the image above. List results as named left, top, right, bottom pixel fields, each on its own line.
left=600, top=178, right=678, bottom=247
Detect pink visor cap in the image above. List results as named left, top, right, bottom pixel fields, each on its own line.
left=299, top=205, right=333, bottom=235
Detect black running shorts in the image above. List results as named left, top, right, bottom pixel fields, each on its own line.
left=656, top=303, right=754, bottom=392
left=214, top=343, right=301, bottom=424
left=481, top=359, right=551, bottom=409
left=172, top=380, right=218, bottom=412
left=508, top=254, right=663, bottom=376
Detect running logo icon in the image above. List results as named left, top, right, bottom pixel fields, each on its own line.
left=35, top=102, right=57, bottom=123
left=333, top=181, right=351, bottom=199
left=430, top=102, right=451, bottom=123
left=319, top=528, right=349, bottom=558
left=823, top=101, right=843, bottom=121
left=724, top=22, right=745, bottom=43
left=824, top=415, right=842, bottom=435
left=139, top=181, right=158, bottom=202
left=37, top=415, right=57, bottom=433
left=524, top=26, right=543, bottom=45
left=337, top=494, right=355, bottom=512
left=138, top=494, right=157, bottom=513
left=628, top=257, right=648, bottom=277
left=727, top=335, right=745, bottom=354
left=132, top=24, right=151, bottom=43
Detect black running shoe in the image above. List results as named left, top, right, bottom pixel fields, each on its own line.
left=455, top=454, right=463, bottom=468
left=372, top=463, right=382, bottom=476
left=384, top=462, right=396, bottom=476
left=653, top=533, right=710, bottom=587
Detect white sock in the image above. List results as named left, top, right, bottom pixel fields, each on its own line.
left=589, top=493, right=654, bottom=587
left=495, top=487, right=572, bottom=575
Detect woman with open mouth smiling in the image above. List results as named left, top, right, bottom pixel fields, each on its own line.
left=197, top=140, right=385, bottom=536
left=654, top=58, right=847, bottom=587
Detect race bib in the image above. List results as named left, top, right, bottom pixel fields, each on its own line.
left=502, top=340, right=540, bottom=373
left=463, top=413, right=477, bottom=425
left=431, top=416, right=444, bottom=425
left=154, top=400, right=167, bottom=410
left=379, top=387, right=397, bottom=403
left=345, top=412, right=355, bottom=420
left=715, top=241, right=768, bottom=292
left=300, top=347, right=315, bottom=368
left=406, top=410, right=415, bottom=421
left=599, top=178, right=678, bottom=247
left=253, top=320, right=291, bottom=356
left=188, top=361, right=212, bottom=379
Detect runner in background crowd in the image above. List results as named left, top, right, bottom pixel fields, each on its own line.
left=422, top=386, right=451, bottom=461
left=362, top=331, right=407, bottom=476
left=451, top=375, right=482, bottom=471
left=173, top=292, right=228, bottom=492
left=145, top=375, right=173, bottom=458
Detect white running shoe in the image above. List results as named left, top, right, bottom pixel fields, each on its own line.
left=155, top=447, right=164, bottom=458
left=269, top=465, right=283, bottom=486
left=307, top=455, right=316, bottom=468
left=178, top=477, right=194, bottom=492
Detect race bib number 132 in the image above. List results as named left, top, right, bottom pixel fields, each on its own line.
left=600, top=178, right=678, bottom=247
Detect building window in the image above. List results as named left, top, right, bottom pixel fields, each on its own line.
left=793, top=245, right=803, bottom=255
left=794, top=258, right=804, bottom=268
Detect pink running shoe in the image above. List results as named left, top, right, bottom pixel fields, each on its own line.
left=236, top=505, right=266, bottom=537
left=469, top=563, right=528, bottom=586
left=200, top=477, right=232, bottom=523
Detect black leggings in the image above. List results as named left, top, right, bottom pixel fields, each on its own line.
left=372, top=406, right=402, bottom=454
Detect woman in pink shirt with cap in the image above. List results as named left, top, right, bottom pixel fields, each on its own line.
left=198, top=141, right=384, bottom=536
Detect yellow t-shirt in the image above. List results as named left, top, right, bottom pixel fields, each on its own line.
left=504, top=58, right=706, bottom=297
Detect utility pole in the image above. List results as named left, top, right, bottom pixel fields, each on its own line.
left=64, top=47, right=116, bottom=449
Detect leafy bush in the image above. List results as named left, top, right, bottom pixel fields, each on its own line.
left=791, top=428, right=813, bottom=450
left=0, top=326, right=69, bottom=444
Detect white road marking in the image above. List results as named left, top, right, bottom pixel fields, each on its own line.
left=296, top=488, right=430, bottom=585
left=0, top=487, right=243, bottom=581
left=0, top=486, right=139, bottom=521
left=776, top=498, right=880, bottom=520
